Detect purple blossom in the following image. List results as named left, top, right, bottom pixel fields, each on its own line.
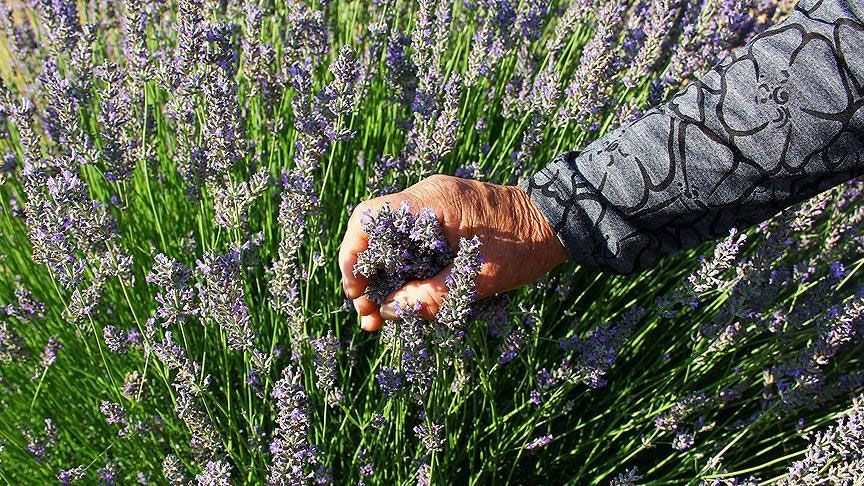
left=354, top=201, right=452, bottom=304
left=58, top=466, right=86, bottom=485
left=162, top=455, right=188, bottom=485
left=413, top=422, right=444, bottom=452
left=268, top=365, right=317, bottom=484
left=524, top=434, right=552, bottom=450
left=559, top=0, right=625, bottom=127
left=782, top=394, right=864, bottom=484
left=39, top=336, right=62, bottom=369
left=311, top=332, right=342, bottom=406
left=25, top=418, right=57, bottom=462
left=100, top=401, right=127, bottom=425
left=103, top=325, right=130, bottom=354
left=377, top=367, right=404, bottom=398
left=556, top=307, right=645, bottom=388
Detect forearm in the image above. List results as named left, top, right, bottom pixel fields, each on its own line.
left=526, top=0, right=864, bottom=274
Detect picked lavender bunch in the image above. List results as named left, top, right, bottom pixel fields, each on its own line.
left=353, top=201, right=453, bottom=304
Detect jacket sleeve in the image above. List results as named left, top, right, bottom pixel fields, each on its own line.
left=524, top=0, right=864, bottom=275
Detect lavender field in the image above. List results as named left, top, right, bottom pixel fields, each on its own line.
left=1, top=0, right=863, bottom=483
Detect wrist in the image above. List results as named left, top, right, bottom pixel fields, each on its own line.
left=509, top=184, right=569, bottom=271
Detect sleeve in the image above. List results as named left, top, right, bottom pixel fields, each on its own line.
left=524, top=0, right=864, bottom=275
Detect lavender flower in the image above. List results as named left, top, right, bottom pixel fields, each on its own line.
left=781, top=393, right=864, bottom=484
left=556, top=307, right=645, bottom=388
left=100, top=401, right=127, bottom=425
left=35, top=0, right=82, bottom=52
left=94, top=62, right=138, bottom=181
left=269, top=365, right=317, bottom=485
left=546, top=0, right=592, bottom=57
left=436, top=236, right=483, bottom=343
left=24, top=418, right=57, bottom=462
left=353, top=201, right=452, bottom=304
left=323, top=45, right=360, bottom=124
left=210, top=168, right=270, bottom=230
left=39, top=336, right=62, bottom=369
left=396, top=302, right=438, bottom=400
left=103, top=325, right=130, bottom=354
left=357, top=447, right=375, bottom=478
left=98, top=460, right=119, bottom=485
left=284, top=0, right=329, bottom=69
left=413, top=422, right=444, bottom=452
left=196, top=242, right=257, bottom=352
left=12, top=282, right=45, bottom=320
left=524, top=434, right=552, bottom=450
left=173, top=361, right=223, bottom=459
left=558, top=0, right=625, bottom=127
left=311, top=331, right=342, bottom=406
left=123, top=370, right=146, bottom=401
left=195, top=459, right=232, bottom=486
left=622, top=0, right=678, bottom=87
left=416, top=462, right=431, bottom=486
left=385, top=32, right=418, bottom=107
left=120, top=0, right=151, bottom=84
left=655, top=392, right=712, bottom=434
left=609, top=467, right=643, bottom=486
left=147, top=254, right=197, bottom=327
left=58, top=466, right=86, bottom=485
left=686, top=228, right=748, bottom=294
left=269, top=170, right=318, bottom=358
left=0, top=322, right=28, bottom=363
left=671, top=430, right=695, bottom=451
left=465, top=0, right=518, bottom=86
left=371, top=413, right=388, bottom=429
left=162, top=455, right=189, bottom=486
left=241, top=4, right=277, bottom=98
left=376, top=367, right=405, bottom=398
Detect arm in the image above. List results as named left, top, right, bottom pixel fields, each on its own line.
left=525, top=0, right=864, bottom=274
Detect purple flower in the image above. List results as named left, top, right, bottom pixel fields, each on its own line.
left=559, top=0, right=626, bottom=127
left=376, top=367, right=405, bottom=398
left=39, top=336, right=62, bottom=369
left=103, top=325, right=130, bottom=354
left=162, top=455, right=188, bottom=485
left=524, top=434, right=552, bottom=450
left=354, top=201, right=452, bottom=304
left=195, top=459, right=232, bottom=485
left=58, top=466, right=86, bottom=485
left=413, top=422, right=444, bottom=452
left=100, top=401, right=127, bottom=425
left=311, top=332, right=342, bottom=406
left=556, top=307, right=645, bottom=389
left=268, top=365, right=317, bottom=484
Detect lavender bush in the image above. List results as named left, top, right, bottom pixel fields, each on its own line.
left=0, top=0, right=860, bottom=483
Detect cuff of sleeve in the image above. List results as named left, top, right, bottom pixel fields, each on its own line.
left=519, top=151, right=612, bottom=274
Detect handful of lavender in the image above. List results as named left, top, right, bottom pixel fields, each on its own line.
left=353, top=201, right=483, bottom=396
left=353, top=201, right=455, bottom=304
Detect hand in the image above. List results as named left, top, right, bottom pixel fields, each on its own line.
left=338, top=174, right=569, bottom=331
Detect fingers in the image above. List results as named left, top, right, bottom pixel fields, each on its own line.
left=338, top=202, right=370, bottom=300
left=352, top=294, right=378, bottom=316
left=360, top=310, right=383, bottom=332
left=379, top=265, right=452, bottom=321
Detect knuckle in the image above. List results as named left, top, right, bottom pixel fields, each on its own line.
left=421, top=286, right=444, bottom=315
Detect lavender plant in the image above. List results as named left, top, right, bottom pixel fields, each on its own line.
left=0, top=0, right=861, bottom=483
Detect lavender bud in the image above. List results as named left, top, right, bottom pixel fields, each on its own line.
left=310, top=331, right=342, bottom=407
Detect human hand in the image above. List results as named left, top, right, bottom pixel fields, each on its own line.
left=339, top=174, right=569, bottom=331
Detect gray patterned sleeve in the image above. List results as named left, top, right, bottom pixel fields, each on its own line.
left=525, top=0, right=864, bottom=275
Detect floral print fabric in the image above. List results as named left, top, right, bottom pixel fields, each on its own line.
left=526, top=0, right=864, bottom=274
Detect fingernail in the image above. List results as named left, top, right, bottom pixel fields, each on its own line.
left=380, top=302, right=397, bottom=320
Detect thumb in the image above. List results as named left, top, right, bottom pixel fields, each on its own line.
left=379, top=264, right=452, bottom=321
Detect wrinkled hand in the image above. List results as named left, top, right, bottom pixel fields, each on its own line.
left=339, top=175, right=569, bottom=331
